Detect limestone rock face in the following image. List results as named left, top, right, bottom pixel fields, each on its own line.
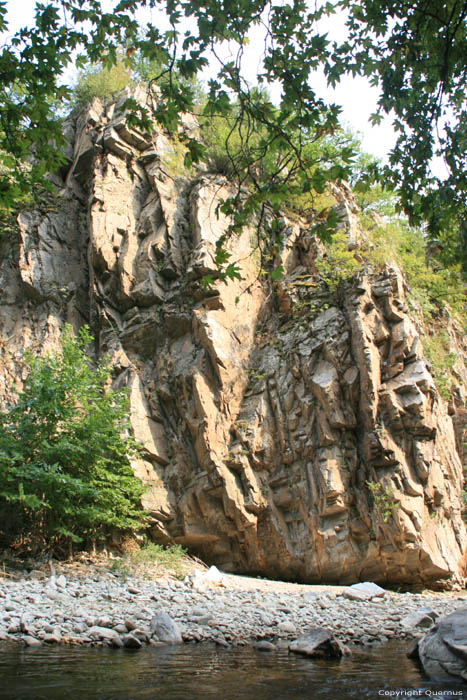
left=0, top=94, right=466, bottom=585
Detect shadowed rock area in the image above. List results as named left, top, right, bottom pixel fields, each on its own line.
left=0, top=91, right=466, bottom=586
left=417, top=608, right=467, bottom=681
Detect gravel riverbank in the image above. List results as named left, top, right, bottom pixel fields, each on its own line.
left=1, top=562, right=466, bottom=650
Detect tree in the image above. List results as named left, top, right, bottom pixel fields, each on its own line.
left=331, top=0, right=467, bottom=275
left=0, top=1, right=465, bottom=272
left=0, top=325, right=147, bottom=555
left=72, top=52, right=134, bottom=106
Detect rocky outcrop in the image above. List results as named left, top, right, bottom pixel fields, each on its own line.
left=0, top=92, right=465, bottom=585
left=417, top=608, right=467, bottom=681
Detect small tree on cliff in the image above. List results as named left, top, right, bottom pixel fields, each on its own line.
left=0, top=325, right=147, bottom=555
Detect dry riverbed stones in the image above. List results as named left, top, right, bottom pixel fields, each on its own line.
left=0, top=571, right=465, bottom=652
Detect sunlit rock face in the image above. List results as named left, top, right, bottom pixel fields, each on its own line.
left=0, top=93, right=465, bottom=586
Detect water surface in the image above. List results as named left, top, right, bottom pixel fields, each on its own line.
left=1, top=641, right=465, bottom=699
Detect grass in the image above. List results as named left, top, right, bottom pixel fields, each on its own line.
left=111, top=542, right=192, bottom=581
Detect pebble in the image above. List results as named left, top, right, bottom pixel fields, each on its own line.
left=0, top=571, right=465, bottom=652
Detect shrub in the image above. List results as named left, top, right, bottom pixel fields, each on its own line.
left=423, top=333, right=458, bottom=401
left=315, top=231, right=361, bottom=292
left=0, top=325, right=147, bottom=555
left=366, top=480, right=398, bottom=522
left=70, top=45, right=205, bottom=111
left=71, top=57, right=133, bottom=106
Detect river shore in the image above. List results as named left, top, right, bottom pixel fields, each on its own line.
left=0, top=557, right=466, bottom=650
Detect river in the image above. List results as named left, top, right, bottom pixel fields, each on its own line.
left=0, top=640, right=465, bottom=699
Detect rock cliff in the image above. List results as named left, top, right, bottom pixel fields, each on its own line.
left=0, top=93, right=466, bottom=585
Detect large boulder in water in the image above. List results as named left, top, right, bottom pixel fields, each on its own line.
left=417, top=608, right=467, bottom=682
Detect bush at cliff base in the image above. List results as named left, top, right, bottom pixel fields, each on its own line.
left=0, top=325, right=147, bottom=556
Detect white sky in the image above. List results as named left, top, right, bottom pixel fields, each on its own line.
left=4, top=0, right=397, bottom=162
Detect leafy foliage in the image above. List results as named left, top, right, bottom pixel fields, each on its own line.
left=71, top=54, right=134, bottom=106
left=70, top=44, right=205, bottom=109
left=366, top=480, right=398, bottom=523
left=332, top=0, right=467, bottom=267
left=0, top=0, right=465, bottom=274
left=423, top=333, right=458, bottom=402
left=0, top=325, right=147, bottom=555
left=315, top=230, right=361, bottom=292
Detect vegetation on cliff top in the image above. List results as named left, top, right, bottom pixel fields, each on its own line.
left=0, top=0, right=466, bottom=279
left=0, top=326, right=148, bottom=556
left=61, top=56, right=467, bottom=323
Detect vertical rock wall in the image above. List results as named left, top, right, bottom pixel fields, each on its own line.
left=0, top=95, right=465, bottom=585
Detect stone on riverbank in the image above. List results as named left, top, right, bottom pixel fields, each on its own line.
left=22, top=635, right=42, bottom=647
left=1, top=562, right=466, bottom=651
left=87, top=626, right=119, bottom=642
left=342, top=582, right=386, bottom=602
left=122, top=634, right=143, bottom=649
left=400, top=609, right=438, bottom=631
left=254, top=640, right=278, bottom=652
left=150, top=612, right=182, bottom=644
left=289, top=628, right=346, bottom=658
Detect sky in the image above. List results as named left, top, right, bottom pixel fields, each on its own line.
left=3, top=0, right=397, bottom=163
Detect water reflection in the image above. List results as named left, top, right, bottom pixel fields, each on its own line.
left=0, top=641, right=465, bottom=700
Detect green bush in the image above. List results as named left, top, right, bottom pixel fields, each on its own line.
left=0, top=325, right=147, bottom=555
left=366, top=480, right=398, bottom=522
left=200, top=90, right=277, bottom=180
left=366, top=220, right=465, bottom=319
left=70, top=45, right=205, bottom=111
left=423, top=333, right=458, bottom=401
left=200, top=99, right=358, bottom=219
left=72, top=57, right=134, bottom=106
left=315, top=231, right=361, bottom=292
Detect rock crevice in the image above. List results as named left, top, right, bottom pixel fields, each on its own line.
left=0, top=95, right=465, bottom=585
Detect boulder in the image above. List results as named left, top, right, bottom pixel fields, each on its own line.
left=254, top=640, right=278, bottom=652
left=56, top=575, right=67, bottom=589
left=22, top=635, right=42, bottom=647
left=289, top=628, right=346, bottom=658
left=87, top=626, right=119, bottom=641
left=278, top=621, right=297, bottom=634
left=122, top=634, right=143, bottom=649
left=342, top=582, right=386, bottom=601
left=149, top=612, right=182, bottom=644
left=417, top=608, right=467, bottom=682
left=401, top=609, right=438, bottom=631
left=189, top=566, right=225, bottom=591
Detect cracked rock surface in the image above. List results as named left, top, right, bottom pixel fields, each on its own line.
left=0, top=92, right=466, bottom=585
